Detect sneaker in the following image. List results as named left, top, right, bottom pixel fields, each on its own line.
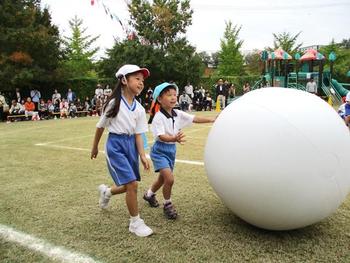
left=143, top=192, right=159, bottom=207
left=163, top=202, right=178, bottom=219
left=129, top=218, right=153, bottom=237
left=98, top=184, right=110, bottom=209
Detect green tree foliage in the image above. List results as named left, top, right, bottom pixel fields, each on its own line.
left=61, top=16, right=100, bottom=78
left=271, top=31, right=302, bottom=55
left=320, top=39, right=350, bottom=82
left=217, top=21, right=244, bottom=76
left=100, top=0, right=202, bottom=89
left=0, top=0, right=60, bottom=92
left=244, top=49, right=262, bottom=75
left=128, top=0, right=192, bottom=50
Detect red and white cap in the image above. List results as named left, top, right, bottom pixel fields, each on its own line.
left=115, top=64, right=150, bottom=79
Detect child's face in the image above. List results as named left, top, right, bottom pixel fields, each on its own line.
left=158, top=88, right=177, bottom=109
left=126, top=72, right=145, bottom=96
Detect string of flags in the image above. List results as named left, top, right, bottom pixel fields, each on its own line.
left=90, top=0, right=149, bottom=43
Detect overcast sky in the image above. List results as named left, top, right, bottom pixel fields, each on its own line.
left=40, top=0, right=349, bottom=58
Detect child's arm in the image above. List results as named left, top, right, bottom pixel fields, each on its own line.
left=135, top=134, right=150, bottom=170
left=193, top=115, right=217, bottom=124
left=159, top=131, right=186, bottom=144
left=91, top=127, right=104, bottom=159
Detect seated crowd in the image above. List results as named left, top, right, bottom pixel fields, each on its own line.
left=5, top=85, right=112, bottom=122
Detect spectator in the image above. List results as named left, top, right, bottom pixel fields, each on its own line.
left=14, top=88, right=21, bottom=103
left=30, top=88, right=41, bottom=110
left=47, top=100, right=55, bottom=115
left=52, top=89, right=61, bottom=105
left=75, top=98, right=84, bottom=111
left=9, top=100, right=24, bottom=116
left=0, top=91, right=8, bottom=121
left=69, top=102, right=77, bottom=118
left=243, top=82, right=251, bottom=94
left=215, top=78, right=226, bottom=109
left=306, top=77, right=317, bottom=95
left=145, top=87, right=153, bottom=112
left=38, top=99, right=48, bottom=120
left=95, top=96, right=103, bottom=116
left=184, top=82, right=194, bottom=99
left=66, top=88, right=76, bottom=104
left=103, top=85, right=112, bottom=98
left=24, top=97, right=36, bottom=119
left=203, top=92, right=213, bottom=111
left=178, top=91, right=192, bottom=111
left=229, top=83, right=236, bottom=98
left=59, top=98, right=69, bottom=119
left=95, top=84, right=104, bottom=99
left=84, top=96, right=91, bottom=112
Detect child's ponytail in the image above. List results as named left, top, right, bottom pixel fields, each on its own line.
left=103, top=78, right=122, bottom=118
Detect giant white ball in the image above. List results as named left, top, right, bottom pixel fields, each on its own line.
left=205, top=88, right=350, bottom=230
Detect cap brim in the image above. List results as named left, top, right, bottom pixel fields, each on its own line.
left=138, top=68, right=150, bottom=79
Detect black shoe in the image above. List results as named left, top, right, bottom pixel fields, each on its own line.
left=143, top=193, right=159, bottom=207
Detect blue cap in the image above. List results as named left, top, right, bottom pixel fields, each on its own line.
left=153, top=82, right=176, bottom=101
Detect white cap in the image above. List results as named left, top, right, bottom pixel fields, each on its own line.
left=115, top=64, right=150, bottom=79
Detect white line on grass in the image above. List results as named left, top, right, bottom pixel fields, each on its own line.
left=35, top=144, right=204, bottom=166
left=0, top=224, right=101, bottom=263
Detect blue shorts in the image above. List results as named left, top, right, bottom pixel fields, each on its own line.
left=345, top=103, right=350, bottom=116
left=150, top=141, right=176, bottom=172
left=105, top=133, right=139, bottom=186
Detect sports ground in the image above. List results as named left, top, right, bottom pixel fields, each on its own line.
left=1, top=112, right=350, bottom=263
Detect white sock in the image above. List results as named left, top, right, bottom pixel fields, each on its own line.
left=164, top=199, right=172, bottom=205
left=146, top=189, right=154, bottom=197
left=106, top=188, right=112, bottom=197
left=130, top=214, right=140, bottom=223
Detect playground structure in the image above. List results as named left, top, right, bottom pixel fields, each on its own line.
left=254, top=48, right=350, bottom=106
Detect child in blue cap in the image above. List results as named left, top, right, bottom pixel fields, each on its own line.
left=143, top=82, right=216, bottom=219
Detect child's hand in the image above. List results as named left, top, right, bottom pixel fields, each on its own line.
left=140, top=155, right=150, bottom=170
left=91, top=147, right=98, bottom=159
left=175, top=131, right=186, bottom=145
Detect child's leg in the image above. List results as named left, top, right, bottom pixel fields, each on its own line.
left=160, top=168, right=174, bottom=201
left=125, top=181, right=138, bottom=216
left=111, top=184, right=126, bottom=195
left=150, top=174, right=164, bottom=193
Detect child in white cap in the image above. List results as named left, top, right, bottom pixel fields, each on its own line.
left=91, top=64, right=153, bottom=237
left=143, top=82, right=216, bottom=219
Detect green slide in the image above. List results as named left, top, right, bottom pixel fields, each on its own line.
left=331, top=79, right=349, bottom=97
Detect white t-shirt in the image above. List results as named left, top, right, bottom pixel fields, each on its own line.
left=306, top=81, right=317, bottom=93
left=151, top=109, right=194, bottom=144
left=96, top=97, right=148, bottom=135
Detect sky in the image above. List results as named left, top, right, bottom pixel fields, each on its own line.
left=40, top=0, right=350, bottom=58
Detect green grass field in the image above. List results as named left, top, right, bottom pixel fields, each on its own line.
left=1, top=113, right=350, bottom=263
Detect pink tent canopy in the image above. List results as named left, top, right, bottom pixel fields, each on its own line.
left=268, top=47, right=292, bottom=60
left=300, top=49, right=325, bottom=61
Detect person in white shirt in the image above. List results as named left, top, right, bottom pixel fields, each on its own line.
left=95, top=84, right=104, bottom=99
left=306, top=77, right=317, bottom=94
left=30, top=88, right=41, bottom=110
left=184, top=82, right=194, bottom=98
left=91, top=64, right=153, bottom=237
left=143, top=82, right=216, bottom=220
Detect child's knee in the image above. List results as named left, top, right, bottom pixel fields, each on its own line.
left=164, top=176, right=174, bottom=186
left=126, top=181, right=138, bottom=192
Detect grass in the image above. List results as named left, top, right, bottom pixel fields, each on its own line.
left=1, top=113, right=350, bottom=263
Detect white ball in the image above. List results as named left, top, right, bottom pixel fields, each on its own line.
left=205, top=88, right=350, bottom=230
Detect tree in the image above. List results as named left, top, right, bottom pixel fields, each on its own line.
left=271, top=31, right=302, bottom=55
left=320, top=39, right=350, bottom=82
left=61, top=16, right=100, bottom=78
left=128, top=0, right=192, bottom=50
left=0, top=0, right=61, bottom=92
left=244, top=50, right=262, bottom=75
left=217, top=21, right=244, bottom=76
left=99, top=0, right=202, bottom=89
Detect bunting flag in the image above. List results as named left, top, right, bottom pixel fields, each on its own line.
left=90, top=0, right=128, bottom=35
